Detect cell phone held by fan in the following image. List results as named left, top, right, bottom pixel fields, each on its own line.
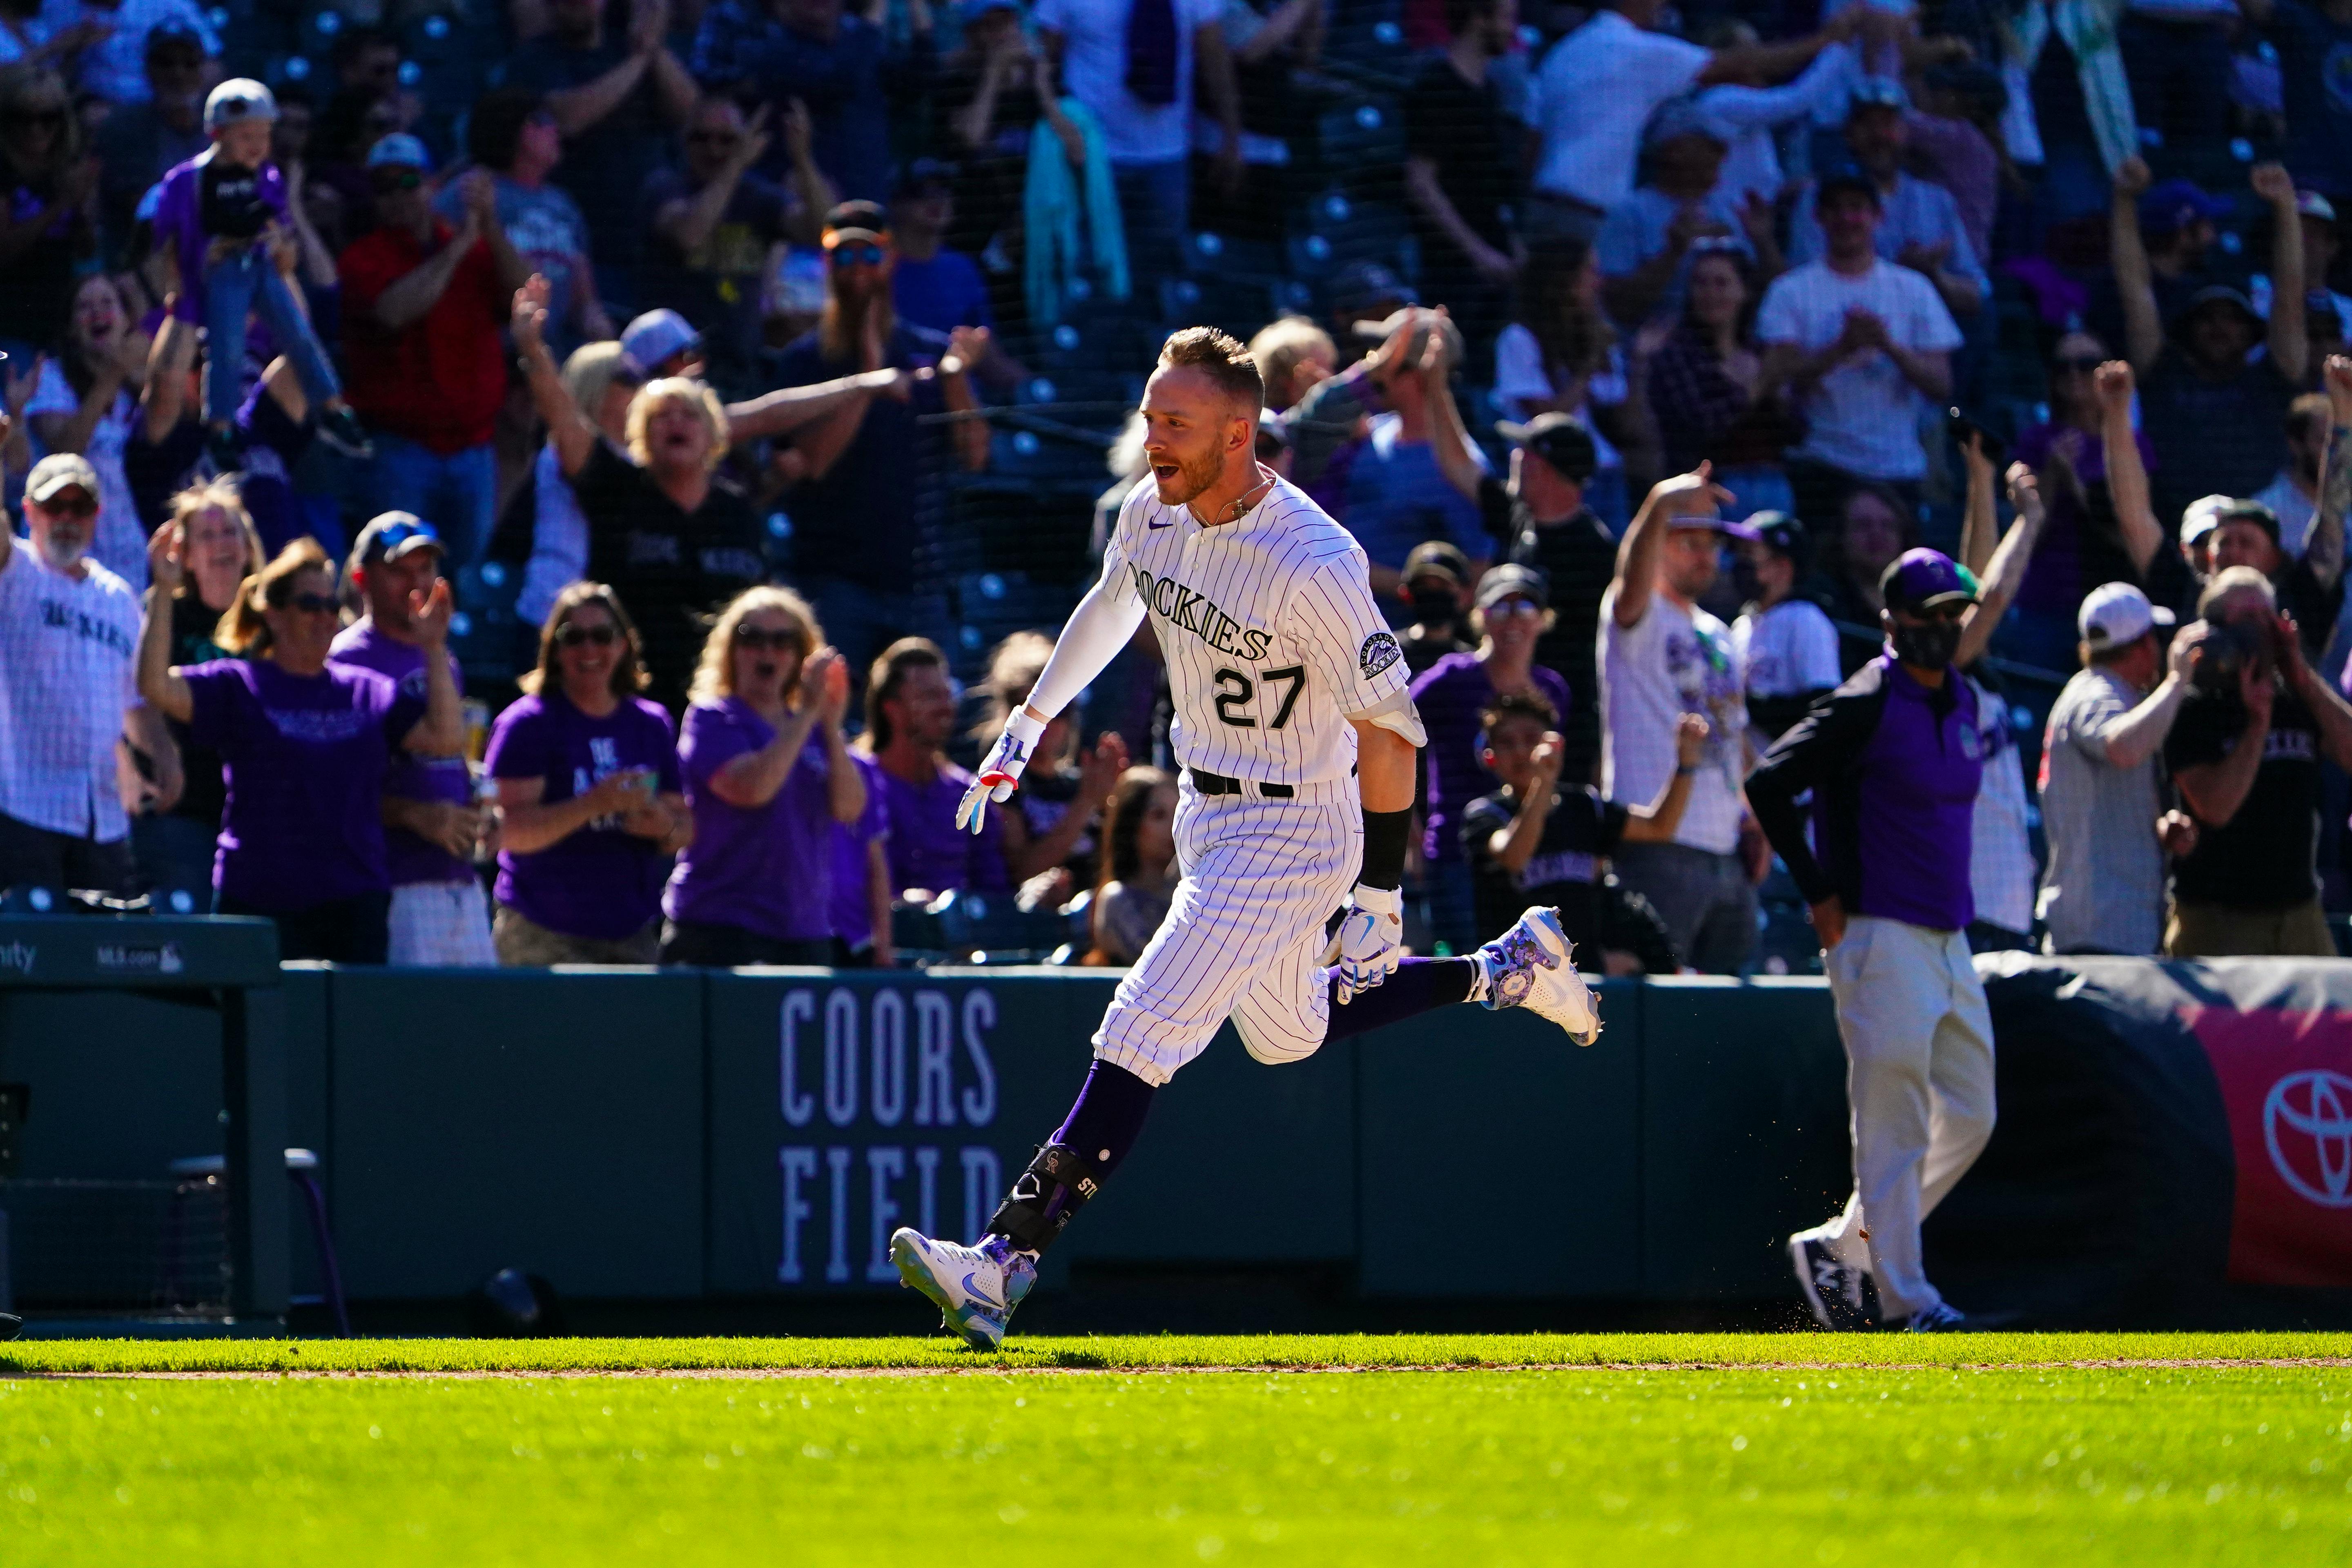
left=1946, top=408, right=2009, bottom=468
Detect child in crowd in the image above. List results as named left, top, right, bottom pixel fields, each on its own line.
left=153, top=78, right=370, bottom=471
left=1459, top=692, right=1704, bottom=976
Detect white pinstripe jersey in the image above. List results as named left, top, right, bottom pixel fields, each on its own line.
left=1098, top=474, right=1408, bottom=786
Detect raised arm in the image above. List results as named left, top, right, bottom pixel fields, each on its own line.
left=658, top=107, right=768, bottom=257
left=2098, top=624, right=2197, bottom=770
left=2254, top=162, right=2308, bottom=385
left=511, top=276, right=598, bottom=477
left=1956, top=430, right=1998, bottom=578
left=136, top=527, right=196, bottom=722
left=372, top=212, right=484, bottom=332
left=400, top=583, right=466, bottom=757
left=138, top=303, right=196, bottom=441
left=2093, top=359, right=2164, bottom=575
left=1955, top=463, right=2049, bottom=668
left=1618, top=713, right=1709, bottom=843
left=2174, top=658, right=2273, bottom=826
left=708, top=654, right=843, bottom=809
left=2314, top=356, right=2352, bottom=594
left=726, top=367, right=900, bottom=441
left=1612, top=466, right=1734, bottom=628
left=2111, top=157, right=2163, bottom=374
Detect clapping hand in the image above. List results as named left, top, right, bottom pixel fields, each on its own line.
left=146, top=519, right=185, bottom=594
left=1672, top=712, right=1711, bottom=768
left=511, top=274, right=553, bottom=354
left=1077, top=730, right=1130, bottom=806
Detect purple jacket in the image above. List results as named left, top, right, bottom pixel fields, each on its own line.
left=154, top=146, right=290, bottom=323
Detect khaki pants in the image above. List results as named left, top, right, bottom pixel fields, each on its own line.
left=2163, top=895, right=2335, bottom=958
left=492, top=903, right=661, bottom=967
left=1804, top=915, right=1998, bottom=1320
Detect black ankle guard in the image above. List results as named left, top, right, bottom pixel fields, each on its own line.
left=985, top=1143, right=1101, bottom=1254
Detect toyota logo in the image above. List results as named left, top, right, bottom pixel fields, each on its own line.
left=2263, top=1070, right=2352, bottom=1209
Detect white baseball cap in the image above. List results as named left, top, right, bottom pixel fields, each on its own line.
left=204, top=79, right=277, bottom=132
left=2078, top=581, right=2175, bottom=649
left=2180, top=494, right=2233, bottom=546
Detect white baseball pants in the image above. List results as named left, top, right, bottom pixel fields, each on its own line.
left=1092, top=777, right=1360, bottom=1086
left=1807, top=914, right=1997, bottom=1319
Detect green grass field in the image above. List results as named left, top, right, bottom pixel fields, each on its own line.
left=5, top=1333, right=2350, bottom=1565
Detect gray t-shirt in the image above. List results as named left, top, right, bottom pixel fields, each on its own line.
left=2036, top=666, right=2166, bottom=955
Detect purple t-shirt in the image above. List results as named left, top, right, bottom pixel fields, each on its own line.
left=879, top=760, right=1009, bottom=898
left=664, top=698, right=837, bottom=942
left=180, top=657, right=424, bottom=911
left=486, top=688, right=682, bottom=941
left=1409, top=653, right=1574, bottom=863
left=829, top=751, right=890, bottom=949
left=153, top=147, right=291, bottom=324
left=328, top=619, right=473, bottom=887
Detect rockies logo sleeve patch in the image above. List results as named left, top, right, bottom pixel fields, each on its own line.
left=1360, top=632, right=1402, bottom=679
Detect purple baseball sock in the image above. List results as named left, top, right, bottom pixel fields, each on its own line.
left=1321, top=956, right=1478, bottom=1042
left=1050, top=1059, right=1157, bottom=1178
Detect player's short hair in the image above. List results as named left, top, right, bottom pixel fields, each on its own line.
left=1156, top=326, right=1264, bottom=413
left=865, top=637, right=947, bottom=751
left=1478, top=690, right=1561, bottom=743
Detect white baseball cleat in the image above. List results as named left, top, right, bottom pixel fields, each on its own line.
left=890, top=1227, right=1036, bottom=1350
left=1477, top=906, right=1601, bottom=1045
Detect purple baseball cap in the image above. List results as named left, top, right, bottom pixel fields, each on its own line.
left=1880, top=548, right=1979, bottom=613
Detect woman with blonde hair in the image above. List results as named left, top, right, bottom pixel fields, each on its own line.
left=514, top=275, right=766, bottom=706
left=134, top=534, right=463, bottom=962
left=661, top=585, right=866, bottom=965
left=515, top=339, right=642, bottom=627
left=130, top=482, right=265, bottom=900
left=484, top=581, right=691, bottom=965
left=1246, top=316, right=1336, bottom=412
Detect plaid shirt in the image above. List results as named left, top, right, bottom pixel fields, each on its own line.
left=1645, top=327, right=1801, bottom=476
left=0, top=543, right=143, bottom=841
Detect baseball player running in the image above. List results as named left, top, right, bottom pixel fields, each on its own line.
left=890, top=325, right=1603, bottom=1348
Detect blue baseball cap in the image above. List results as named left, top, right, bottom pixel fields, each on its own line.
left=1881, top=548, right=1978, bottom=613
left=352, top=511, right=442, bottom=564
left=2139, top=178, right=2229, bottom=238
left=365, top=132, right=432, bottom=172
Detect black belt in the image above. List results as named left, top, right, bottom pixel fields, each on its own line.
left=1188, top=768, right=1293, bottom=799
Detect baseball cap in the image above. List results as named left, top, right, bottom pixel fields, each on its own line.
left=2180, top=494, right=2233, bottom=546
left=365, top=132, right=432, bottom=171
left=351, top=511, right=444, bottom=564
left=1815, top=160, right=1882, bottom=209
left=822, top=199, right=889, bottom=246
left=1254, top=406, right=1293, bottom=452
left=2139, top=178, right=2230, bottom=238
left=204, top=78, right=277, bottom=132
left=1496, top=411, right=1598, bottom=485
left=2214, top=496, right=2282, bottom=544
left=893, top=158, right=957, bottom=198
left=621, top=308, right=702, bottom=377
left=1331, top=260, right=1416, bottom=318
left=1402, top=539, right=1470, bottom=587
left=2078, top=581, right=2175, bottom=648
left=1880, top=547, right=1979, bottom=613
left=25, top=452, right=99, bottom=506
left=2176, top=283, right=2262, bottom=330
left=1643, top=96, right=1733, bottom=149
left=1744, top=510, right=1809, bottom=568
left=145, top=18, right=206, bottom=60
left=1475, top=563, right=1548, bottom=612
left=2298, top=189, right=2338, bottom=225
left=1846, top=76, right=1911, bottom=114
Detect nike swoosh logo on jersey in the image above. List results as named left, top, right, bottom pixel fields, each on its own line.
left=1148, top=518, right=1175, bottom=528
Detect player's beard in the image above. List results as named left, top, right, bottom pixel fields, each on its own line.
left=1152, top=445, right=1223, bottom=507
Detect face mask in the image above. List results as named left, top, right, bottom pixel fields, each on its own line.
left=1409, top=584, right=1459, bottom=629
left=1889, top=617, right=1962, bottom=671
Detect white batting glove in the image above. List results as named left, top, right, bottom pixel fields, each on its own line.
left=1331, top=884, right=1404, bottom=1004
left=956, top=708, right=1046, bottom=835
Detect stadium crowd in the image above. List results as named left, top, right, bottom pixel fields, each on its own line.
left=3, top=0, right=2352, bottom=973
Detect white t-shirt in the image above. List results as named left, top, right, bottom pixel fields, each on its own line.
left=1037, top=0, right=1224, bottom=165
left=1492, top=325, right=1627, bottom=473
left=24, top=357, right=145, bottom=592
left=518, top=439, right=591, bottom=627
left=1755, top=258, right=1962, bottom=480
left=1598, top=584, right=1748, bottom=855
left=1532, top=9, right=1710, bottom=210
left=0, top=541, right=141, bottom=842
left=1967, top=674, right=2035, bottom=938
left=1733, top=597, right=1841, bottom=702
left=2251, top=469, right=2317, bottom=560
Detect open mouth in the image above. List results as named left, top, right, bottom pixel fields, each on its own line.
left=1152, top=463, right=1178, bottom=482
left=754, top=661, right=777, bottom=682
